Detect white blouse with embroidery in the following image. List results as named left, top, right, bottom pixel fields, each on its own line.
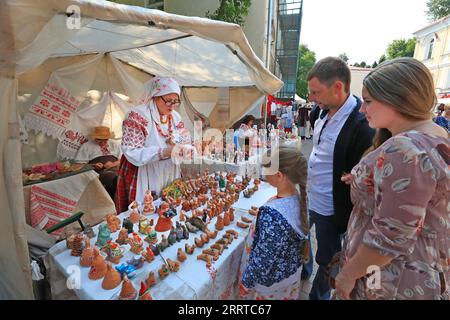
left=74, top=140, right=121, bottom=163
left=121, top=102, right=187, bottom=203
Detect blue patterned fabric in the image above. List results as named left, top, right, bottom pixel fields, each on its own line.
left=241, top=204, right=307, bottom=288
left=433, top=116, right=449, bottom=133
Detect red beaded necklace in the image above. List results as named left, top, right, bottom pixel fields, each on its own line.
left=155, top=114, right=173, bottom=139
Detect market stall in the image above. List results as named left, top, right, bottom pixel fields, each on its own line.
left=46, top=173, right=276, bottom=300
left=0, top=0, right=283, bottom=299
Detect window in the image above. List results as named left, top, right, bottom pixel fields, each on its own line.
left=427, top=38, right=435, bottom=60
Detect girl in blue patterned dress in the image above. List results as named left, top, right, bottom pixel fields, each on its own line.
left=239, top=145, right=309, bottom=300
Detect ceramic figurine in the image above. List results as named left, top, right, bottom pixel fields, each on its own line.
left=187, top=216, right=206, bottom=231
left=154, top=202, right=173, bottom=232
left=215, top=238, right=230, bottom=249
left=142, top=247, right=155, bottom=263
left=129, top=209, right=140, bottom=224
left=66, top=233, right=76, bottom=250
left=241, top=216, right=252, bottom=224
left=88, top=248, right=107, bottom=280
left=229, top=208, right=235, bottom=222
left=102, top=262, right=122, bottom=290
left=185, top=222, right=199, bottom=233
left=181, top=224, right=190, bottom=240
left=194, top=237, right=204, bottom=248
left=223, top=212, right=230, bottom=227
left=179, top=210, right=186, bottom=222
left=205, top=229, right=218, bottom=240
left=80, top=238, right=95, bottom=267
left=96, top=223, right=112, bottom=247
left=139, top=216, right=152, bottom=235
left=115, top=264, right=137, bottom=279
left=104, top=240, right=125, bottom=264
left=237, top=221, right=249, bottom=229
left=158, top=235, right=169, bottom=252
left=225, top=229, right=239, bottom=239
left=106, top=214, right=121, bottom=233
left=197, top=254, right=212, bottom=267
left=211, top=243, right=224, bottom=254
left=185, top=243, right=195, bottom=255
left=202, top=248, right=219, bottom=261
left=175, top=222, right=184, bottom=242
left=167, top=258, right=180, bottom=272
left=70, top=233, right=85, bottom=257
left=143, top=190, right=155, bottom=215
left=144, top=229, right=158, bottom=245
left=167, top=228, right=177, bottom=246
left=145, top=271, right=157, bottom=288
left=127, top=232, right=143, bottom=255
left=248, top=208, right=258, bottom=216
left=200, top=233, right=209, bottom=245
left=127, top=255, right=145, bottom=269
left=119, top=274, right=137, bottom=300
left=150, top=244, right=160, bottom=256
left=181, top=200, right=191, bottom=212
left=138, top=282, right=153, bottom=300
left=223, top=233, right=235, bottom=243
left=177, top=248, right=187, bottom=262
left=122, top=218, right=134, bottom=234
left=116, top=228, right=128, bottom=245
left=215, top=216, right=224, bottom=231
left=158, top=264, right=170, bottom=280
left=83, top=224, right=96, bottom=239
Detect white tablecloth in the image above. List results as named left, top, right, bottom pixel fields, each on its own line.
left=181, top=156, right=261, bottom=178
left=47, top=181, right=276, bottom=300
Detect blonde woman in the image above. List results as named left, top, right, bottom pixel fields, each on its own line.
left=239, top=145, right=309, bottom=300
left=335, top=58, right=449, bottom=300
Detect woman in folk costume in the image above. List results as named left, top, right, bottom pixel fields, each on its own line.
left=239, top=145, right=310, bottom=300
left=115, top=77, right=189, bottom=213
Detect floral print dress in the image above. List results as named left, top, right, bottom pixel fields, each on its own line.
left=239, top=195, right=308, bottom=300
left=342, top=131, right=449, bottom=300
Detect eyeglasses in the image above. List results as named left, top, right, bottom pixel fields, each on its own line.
left=160, top=96, right=181, bottom=107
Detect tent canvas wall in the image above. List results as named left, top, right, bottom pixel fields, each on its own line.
left=0, top=0, right=282, bottom=299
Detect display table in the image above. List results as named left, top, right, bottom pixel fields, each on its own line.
left=24, top=170, right=116, bottom=238
left=181, top=155, right=260, bottom=178
left=46, top=181, right=276, bottom=300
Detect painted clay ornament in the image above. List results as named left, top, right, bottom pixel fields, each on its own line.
left=200, top=233, right=209, bottom=245
left=138, top=281, right=153, bottom=300
left=142, top=247, right=155, bottom=263
left=158, top=264, right=170, bottom=280
left=70, top=233, right=85, bottom=257
left=237, top=221, right=249, bottom=229
left=211, top=243, right=224, bottom=254
left=83, top=224, right=96, bottom=239
left=88, top=248, right=107, bottom=280
left=223, top=212, right=230, bottom=227
left=205, top=228, right=218, bottom=240
left=215, top=216, right=224, bottom=231
left=119, top=274, right=137, bottom=300
left=122, top=218, right=134, bottom=234
left=143, top=190, right=155, bottom=215
left=197, top=254, right=212, bottom=267
left=106, top=214, right=121, bottom=233
left=144, top=229, right=158, bottom=245
left=177, top=248, right=187, bottom=262
left=139, top=216, right=152, bottom=235
left=155, top=202, right=173, bottom=232
left=128, top=209, right=140, bottom=225
left=241, top=216, right=252, bottom=224
left=80, top=238, right=94, bottom=267
left=202, top=248, right=220, bottom=261
left=168, top=228, right=177, bottom=245
left=127, top=232, right=144, bottom=255
left=96, top=223, right=111, bottom=247
left=167, top=259, right=180, bottom=272
left=146, top=271, right=157, bottom=288
left=102, top=262, right=122, bottom=290
left=116, top=228, right=128, bottom=245
left=185, top=243, right=195, bottom=255
left=225, top=229, right=239, bottom=239
left=194, top=237, right=204, bottom=248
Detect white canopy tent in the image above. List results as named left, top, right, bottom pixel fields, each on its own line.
left=0, top=0, right=282, bottom=299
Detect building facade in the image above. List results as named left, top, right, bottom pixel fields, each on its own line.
left=413, top=15, right=450, bottom=101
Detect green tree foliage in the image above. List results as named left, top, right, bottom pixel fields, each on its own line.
left=378, top=54, right=387, bottom=64
left=426, top=0, right=450, bottom=22
left=371, top=61, right=378, bottom=68
left=206, top=0, right=252, bottom=26
left=386, top=38, right=416, bottom=60
left=296, top=45, right=317, bottom=99
left=338, top=53, right=349, bottom=63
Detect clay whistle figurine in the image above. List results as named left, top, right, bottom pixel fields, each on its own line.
left=177, top=248, right=187, bottom=262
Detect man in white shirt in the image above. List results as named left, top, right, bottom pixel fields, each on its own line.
left=302, top=57, right=374, bottom=300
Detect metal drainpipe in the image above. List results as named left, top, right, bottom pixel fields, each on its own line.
left=264, top=0, right=273, bottom=127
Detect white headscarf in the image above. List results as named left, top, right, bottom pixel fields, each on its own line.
left=139, top=76, right=181, bottom=105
